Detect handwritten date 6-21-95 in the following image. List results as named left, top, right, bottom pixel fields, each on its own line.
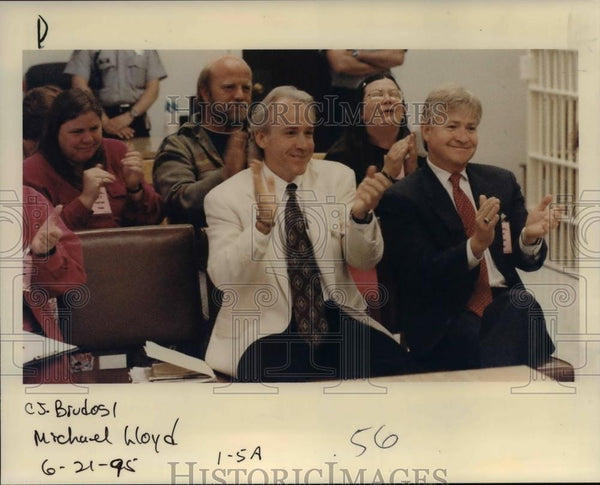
left=41, top=458, right=137, bottom=478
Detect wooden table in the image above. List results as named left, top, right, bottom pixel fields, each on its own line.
left=25, top=360, right=553, bottom=385
left=370, top=365, right=548, bottom=382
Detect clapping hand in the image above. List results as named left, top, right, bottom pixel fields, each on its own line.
left=121, top=150, right=145, bottom=194
left=30, top=205, right=64, bottom=256
left=223, top=130, right=249, bottom=179
left=352, top=165, right=391, bottom=220
left=523, top=194, right=561, bottom=244
left=250, top=159, right=276, bottom=234
left=382, top=133, right=417, bottom=179
left=79, top=164, right=116, bottom=209
left=469, top=195, right=501, bottom=259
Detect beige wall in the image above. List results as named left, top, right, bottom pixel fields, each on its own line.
left=393, top=50, right=528, bottom=185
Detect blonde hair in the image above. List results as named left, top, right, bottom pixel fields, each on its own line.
left=422, top=84, right=482, bottom=125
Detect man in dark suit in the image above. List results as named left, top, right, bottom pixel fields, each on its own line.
left=377, top=84, right=560, bottom=371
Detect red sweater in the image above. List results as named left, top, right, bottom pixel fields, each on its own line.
left=22, top=186, right=87, bottom=383
left=24, top=138, right=163, bottom=230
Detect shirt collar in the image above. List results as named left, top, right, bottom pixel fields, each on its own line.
left=262, top=162, right=306, bottom=199
left=426, top=158, right=469, bottom=184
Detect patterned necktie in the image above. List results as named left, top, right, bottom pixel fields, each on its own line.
left=449, top=173, right=493, bottom=317
left=285, top=183, right=328, bottom=342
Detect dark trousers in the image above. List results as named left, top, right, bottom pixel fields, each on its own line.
left=236, top=303, right=414, bottom=382
left=419, top=287, right=555, bottom=372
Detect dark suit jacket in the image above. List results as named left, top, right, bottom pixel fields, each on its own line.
left=376, top=162, right=547, bottom=356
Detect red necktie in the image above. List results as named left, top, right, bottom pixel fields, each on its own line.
left=449, top=173, right=493, bottom=317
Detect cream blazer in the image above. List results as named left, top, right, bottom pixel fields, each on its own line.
left=204, top=159, right=392, bottom=377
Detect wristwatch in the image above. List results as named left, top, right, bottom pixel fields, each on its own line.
left=130, top=107, right=139, bottom=118
left=351, top=210, right=374, bottom=224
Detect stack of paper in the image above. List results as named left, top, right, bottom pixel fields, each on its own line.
left=149, top=362, right=209, bottom=381
left=130, top=341, right=216, bottom=383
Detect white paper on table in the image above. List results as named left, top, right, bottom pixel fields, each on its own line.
left=143, top=341, right=216, bottom=379
left=22, top=332, right=79, bottom=365
left=98, top=353, right=128, bottom=370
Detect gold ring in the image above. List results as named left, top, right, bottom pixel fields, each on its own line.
left=484, top=217, right=490, bottom=224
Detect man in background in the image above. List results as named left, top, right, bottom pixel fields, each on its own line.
left=65, top=50, right=167, bottom=139
left=152, top=54, right=252, bottom=228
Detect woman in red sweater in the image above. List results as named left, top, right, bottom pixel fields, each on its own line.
left=24, top=88, right=163, bottom=230
left=23, top=186, right=87, bottom=383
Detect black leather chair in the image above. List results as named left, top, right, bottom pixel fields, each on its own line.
left=24, top=62, right=72, bottom=91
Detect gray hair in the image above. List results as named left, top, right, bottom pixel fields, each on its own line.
left=422, top=84, right=482, bottom=126
left=248, top=85, right=316, bottom=158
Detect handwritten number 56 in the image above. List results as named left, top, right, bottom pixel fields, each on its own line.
left=350, top=425, right=399, bottom=457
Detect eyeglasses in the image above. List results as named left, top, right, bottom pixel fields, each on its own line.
left=365, top=89, right=404, bottom=101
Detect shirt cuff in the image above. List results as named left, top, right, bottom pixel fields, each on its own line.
left=466, top=239, right=483, bottom=270
left=348, top=212, right=378, bottom=241
left=519, top=228, right=543, bottom=257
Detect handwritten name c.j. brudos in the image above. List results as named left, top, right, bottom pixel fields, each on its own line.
left=33, top=418, right=180, bottom=454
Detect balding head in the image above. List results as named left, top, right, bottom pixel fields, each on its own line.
left=197, top=55, right=252, bottom=103
left=196, top=55, right=252, bottom=130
